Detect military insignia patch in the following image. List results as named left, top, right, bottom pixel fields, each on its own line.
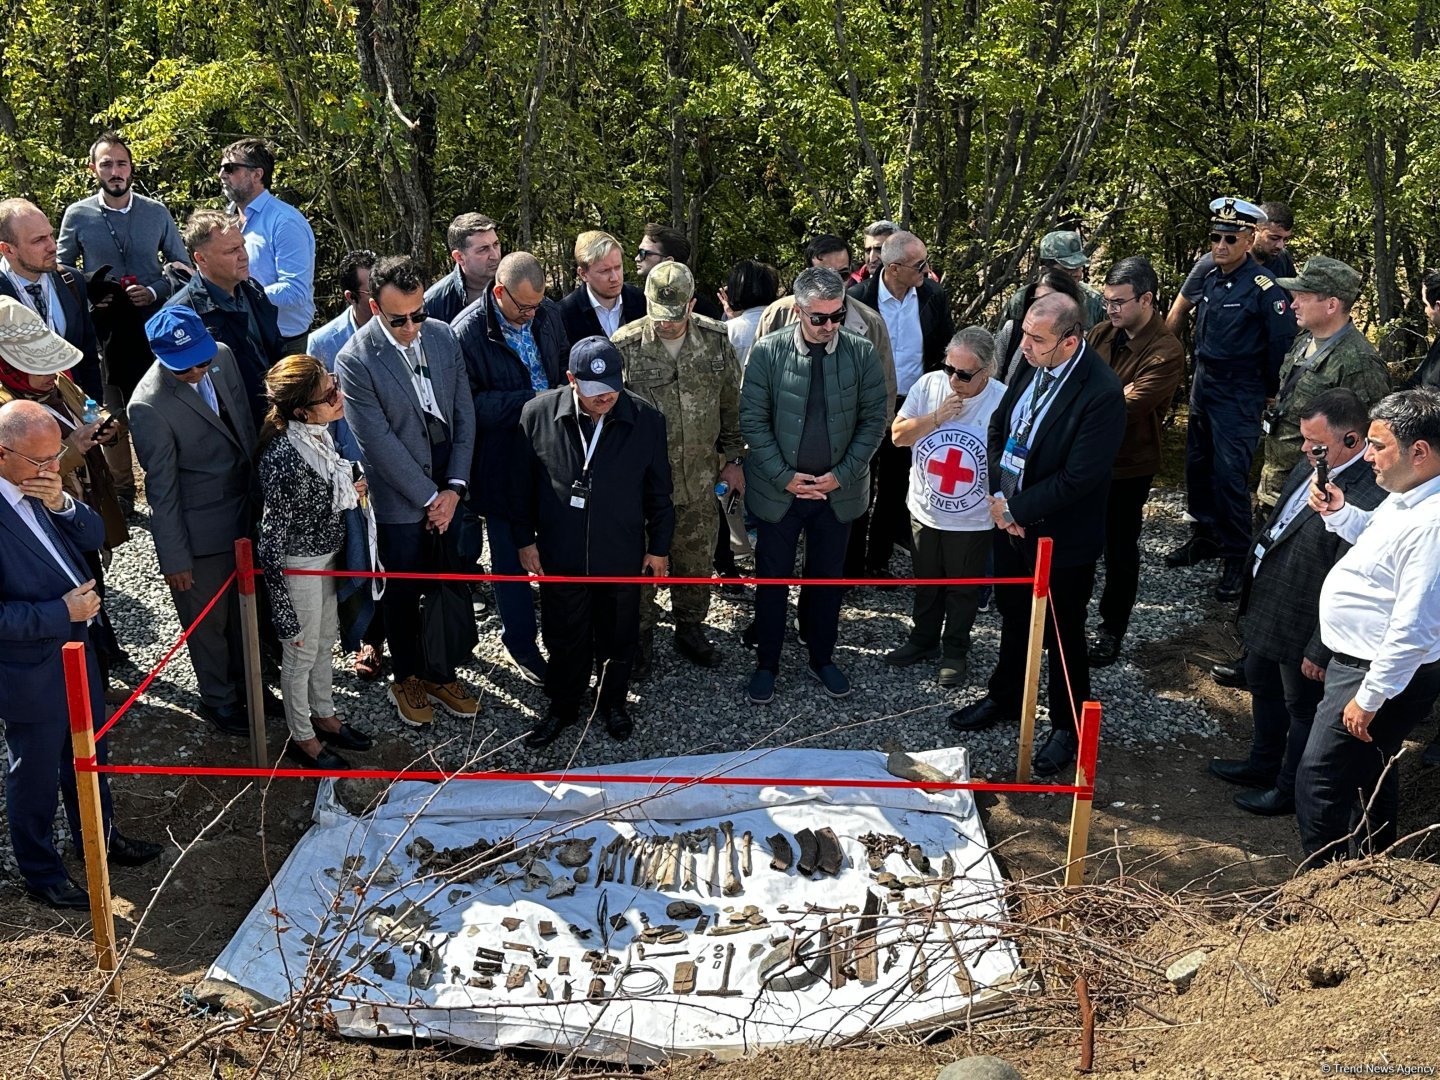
left=1273, top=300, right=1286, bottom=315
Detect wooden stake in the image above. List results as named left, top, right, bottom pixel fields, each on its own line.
left=234, top=539, right=268, bottom=771
left=1017, top=537, right=1053, bottom=782
left=1063, top=701, right=1102, bottom=887
left=62, top=642, right=121, bottom=1000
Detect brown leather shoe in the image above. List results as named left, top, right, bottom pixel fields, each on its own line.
left=390, top=677, right=434, bottom=727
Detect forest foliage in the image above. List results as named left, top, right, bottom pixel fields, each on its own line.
left=1, top=0, right=1436, bottom=357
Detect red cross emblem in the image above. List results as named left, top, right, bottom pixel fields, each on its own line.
left=926, top=447, right=975, bottom=495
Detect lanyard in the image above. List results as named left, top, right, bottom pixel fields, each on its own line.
left=1014, top=364, right=1064, bottom=446
left=100, top=204, right=130, bottom=260
left=573, top=393, right=605, bottom=478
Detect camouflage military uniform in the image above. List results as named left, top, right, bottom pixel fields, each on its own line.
left=614, top=313, right=743, bottom=630
left=1259, top=324, right=1390, bottom=506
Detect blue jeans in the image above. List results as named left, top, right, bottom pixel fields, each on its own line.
left=1184, top=364, right=1265, bottom=558
left=486, top=516, right=540, bottom=662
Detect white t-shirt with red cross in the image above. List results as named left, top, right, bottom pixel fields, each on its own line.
left=899, top=371, right=1006, bottom=532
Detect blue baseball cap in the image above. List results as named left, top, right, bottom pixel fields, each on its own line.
left=145, top=306, right=218, bottom=371
left=569, top=335, right=624, bottom=395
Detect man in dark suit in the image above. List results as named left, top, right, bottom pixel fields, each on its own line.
left=556, top=231, right=646, bottom=344
left=1209, top=389, right=1384, bottom=815
left=849, top=230, right=956, bottom=575
left=336, top=256, right=478, bottom=727
left=452, top=251, right=568, bottom=685
left=948, top=293, right=1126, bottom=776
left=0, top=400, right=160, bottom=909
left=129, top=307, right=258, bottom=736
left=166, top=209, right=282, bottom=422
left=0, top=198, right=104, bottom=400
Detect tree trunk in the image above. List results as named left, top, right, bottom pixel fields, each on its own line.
left=517, top=2, right=554, bottom=249
left=666, top=0, right=688, bottom=231
left=834, top=0, right=891, bottom=220
left=897, top=0, right=935, bottom=233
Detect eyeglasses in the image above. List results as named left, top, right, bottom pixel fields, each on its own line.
left=497, top=289, right=540, bottom=318
left=304, top=378, right=341, bottom=409
left=381, top=307, right=428, bottom=328
left=0, top=444, right=63, bottom=469
left=943, top=364, right=983, bottom=383
left=898, top=257, right=929, bottom=273
left=636, top=248, right=663, bottom=262
left=799, top=306, right=846, bottom=326
left=1102, top=294, right=1138, bottom=312
left=220, top=161, right=260, bottom=174
left=1209, top=233, right=1242, bottom=245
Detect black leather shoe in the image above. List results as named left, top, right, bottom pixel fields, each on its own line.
left=1210, top=661, right=1248, bottom=689
left=1233, top=787, right=1296, bottom=816
left=1088, top=630, right=1121, bottom=667
left=885, top=642, right=940, bottom=666
left=285, top=742, right=351, bottom=770
left=602, top=704, right=633, bottom=741
left=1032, top=728, right=1079, bottom=777
left=1164, top=534, right=1221, bottom=568
left=109, top=833, right=163, bottom=867
left=199, top=703, right=250, bottom=737
left=947, top=697, right=1015, bottom=733
left=674, top=623, right=719, bottom=668
left=1214, top=558, right=1245, bottom=602
left=1208, top=758, right=1274, bottom=788
left=524, top=711, right=574, bottom=750
left=26, top=879, right=90, bottom=910
left=316, top=722, right=374, bottom=751
left=632, top=630, right=654, bottom=680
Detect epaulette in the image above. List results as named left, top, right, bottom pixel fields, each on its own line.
left=1255, top=274, right=1274, bottom=291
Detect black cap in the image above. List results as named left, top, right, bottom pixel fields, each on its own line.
left=568, top=335, right=624, bottom=395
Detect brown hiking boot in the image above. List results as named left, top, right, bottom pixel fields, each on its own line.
left=424, top=679, right=479, bottom=718
left=390, top=677, right=434, bottom=727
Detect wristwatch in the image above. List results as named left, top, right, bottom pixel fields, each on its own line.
left=725, top=456, right=744, bottom=467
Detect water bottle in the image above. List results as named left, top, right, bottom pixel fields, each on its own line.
left=82, top=397, right=100, bottom=424
left=715, top=480, right=739, bottom=514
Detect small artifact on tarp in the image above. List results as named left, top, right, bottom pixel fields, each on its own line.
left=555, top=837, right=596, bottom=867
left=758, top=927, right=829, bottom=993
left=370, top=951, right=396, bottom=981
left=666, top=900, right=702, bottom=921
left=767, top=832, right=793, bottom=872
left=794, top=829, right=819, bottom=876
left=506, top=964, right=530, bottom=990
left=672, top=960, right=697, bottom=995
left=814, top=828, right=844, bottom=876
left=885, top=750, right=951, bottom=785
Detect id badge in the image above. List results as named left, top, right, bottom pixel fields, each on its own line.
left=570, top=481, right=590, bottom=509
left=1000, top=436, right=1029, bottom=476
left=1261, top=417, right=1272, bottom=435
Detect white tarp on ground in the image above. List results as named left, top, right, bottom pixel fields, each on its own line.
left=206, top=747, right=1026, bottom=1064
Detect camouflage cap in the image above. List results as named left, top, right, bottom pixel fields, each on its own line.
left=1038, top=230, right=1088, bottom=268
left=1276, top=256, right=1361, bottom=306
left=645, top=260, right=695, bottom=320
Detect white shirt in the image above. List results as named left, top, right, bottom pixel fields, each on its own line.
left=999, top=348, right=1080, bottom=493
left=0, top=256, right=67, bottom=338
left=0, top=478, right=84, bottom=590
left=877, top=272, right=923, bottom=395
left=899, top=372, right=1006, bottom=531
left=1318, top=472, right=1440, bottom=712
left=588, top=285, right=622, bottom=339
left=377, top=321, right=442, bottom=420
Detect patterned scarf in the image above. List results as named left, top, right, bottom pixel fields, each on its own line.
left=285, top=422, right=359, bottom=513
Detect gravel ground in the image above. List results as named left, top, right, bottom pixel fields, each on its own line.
left=0, top=489, right=1225, bottom=886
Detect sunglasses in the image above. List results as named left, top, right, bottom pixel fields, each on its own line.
left=304, top=378, right=341, bottom=409
left=943, top=364, right=983, bottom=382
left=1208, top=233, right=1242, bottom=245
left=381, top=307, right=428, bottom=328
left=636, top=248, right=663, bottom=261
left=1, top=444, right=63, bottom=469
left=800, top=306, right=846, bottom=326
left=901, top=256, right=929, bottom=273
left=220, top=161, right=260, bottom=174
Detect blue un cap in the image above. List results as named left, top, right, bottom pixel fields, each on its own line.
left=569, top=335, right=624, bottom=396
left=145, top=306, right=218, bottom=371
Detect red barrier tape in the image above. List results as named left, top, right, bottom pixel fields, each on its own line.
left=94, top=570, right=239, bottom=742
left=72, top=759, right=1087, bottom=795
left=280, top=568, right=1037, bottom=587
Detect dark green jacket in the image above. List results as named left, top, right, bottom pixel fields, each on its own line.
left=739, top=325, right=888, bottom=523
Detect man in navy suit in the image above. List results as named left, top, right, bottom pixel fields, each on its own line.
left=0, top=198, right=104, bottom=400
left=0, top=400, right=160, bottom=909
left=556, top=231, right=646, bottom=344
left=948, top=293, right=1127, bottom=777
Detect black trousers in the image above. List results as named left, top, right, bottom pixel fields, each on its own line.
left=1296, top=657, right=1440, bottom=862
left=376, top=520, right=462, bottom=683
left=989, top=535, right=1095, bottom=734
left=1242, top=650, right=1324, bottom=796
left=755, top=499, right=850, bottom=672
left=539, top=582, right=639, bottom=719
left=1096, top=474, right=1153, bottom=639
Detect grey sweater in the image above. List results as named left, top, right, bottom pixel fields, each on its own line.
left=57, top=193, right=190, bottom=303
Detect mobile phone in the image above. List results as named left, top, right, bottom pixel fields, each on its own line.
left=94, top=412, right=118, bottom=435
left=119, top=274, right=139, bottom=289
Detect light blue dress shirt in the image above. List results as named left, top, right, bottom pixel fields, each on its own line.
left=877, top=273, right=923, bottom=395
left=239, top=189, right=316, bottom=339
